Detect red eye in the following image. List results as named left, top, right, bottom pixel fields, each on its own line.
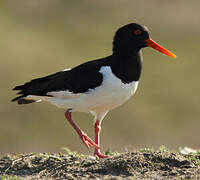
left=134, top=29, right=141, bottom=35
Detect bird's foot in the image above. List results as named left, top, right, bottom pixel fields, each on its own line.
left=94, top=149, right=109, bottom=159
left=79, top=131, right=99, bottom=149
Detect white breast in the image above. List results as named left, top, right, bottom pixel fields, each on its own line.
left=47, top=66, right=139, bottom=113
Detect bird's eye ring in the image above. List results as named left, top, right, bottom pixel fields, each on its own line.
left=134, top=29, right=142, bottom=35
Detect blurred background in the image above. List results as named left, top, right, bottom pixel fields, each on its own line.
left=1, top=0, right=200, bottom=155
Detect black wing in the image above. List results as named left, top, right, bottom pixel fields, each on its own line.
left=12, top=57, right=111, bottom=102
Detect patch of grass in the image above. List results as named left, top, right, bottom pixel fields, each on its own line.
left=187, top=152, right=200, bottom=166
left=105, top=148, right=120, bottom=157
left=61, top=147, right=85, bottom=158
left=0, top=175, right=25, bottom=180
left=139, top=147, right=154, bottom=153
left=159, top=145, right=170, bottom=153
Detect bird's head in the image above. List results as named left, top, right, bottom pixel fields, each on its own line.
left=113, top=23, right=176, bottom=58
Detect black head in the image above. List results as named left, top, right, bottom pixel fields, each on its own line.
left=113, top=23, right=176, bottom=58
left=113, top=23, right=150, bottom=55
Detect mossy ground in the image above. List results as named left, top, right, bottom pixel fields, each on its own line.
left=0, top=147, right=200, bottom=180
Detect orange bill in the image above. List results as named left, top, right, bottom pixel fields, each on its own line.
left=146, top=38, right=176, bottom=59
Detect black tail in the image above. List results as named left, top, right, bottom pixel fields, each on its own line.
left=11, top=95, right=26, bottom=102
left=11, top=80, right=43, bottom=105
left=12, top=84, right=28, bottom=104
left=12, top=70, right=65, bottom=104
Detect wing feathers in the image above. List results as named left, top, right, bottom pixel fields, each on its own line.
left=12, top=57, right=110, bottom=104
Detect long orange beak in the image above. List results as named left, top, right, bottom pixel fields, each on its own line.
left=146, top=38, right=176, bottom=59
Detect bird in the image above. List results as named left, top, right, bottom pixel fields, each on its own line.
left=12, top=23, right=176, bottom=159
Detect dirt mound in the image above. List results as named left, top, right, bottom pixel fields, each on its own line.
left=0, top=148, right=200, bottom=179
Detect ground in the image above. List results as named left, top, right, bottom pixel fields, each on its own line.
left=0, top=147, right=200, bottom=180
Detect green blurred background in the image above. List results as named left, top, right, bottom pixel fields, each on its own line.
left=1, top=0, right=200, bottom=155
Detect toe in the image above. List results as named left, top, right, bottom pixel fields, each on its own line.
left=94, top=150, right=109, bottom=159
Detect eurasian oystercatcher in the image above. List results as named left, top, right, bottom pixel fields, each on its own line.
left=12, top=23, right=176, bottom=159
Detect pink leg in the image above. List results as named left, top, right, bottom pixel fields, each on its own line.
left=93, top=120, right=109, bottom=159
left=65, top=110, right=99, bottom=149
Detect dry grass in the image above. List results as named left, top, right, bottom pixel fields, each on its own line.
left=1, top=147, right=200, bottom=179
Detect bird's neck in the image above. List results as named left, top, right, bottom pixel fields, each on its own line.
left=112, top=36, right=141, bottom=58
left=110, top=50, right=142, bottom=83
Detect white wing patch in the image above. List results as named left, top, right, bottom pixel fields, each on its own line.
left=62, top=68, right=71, bottom=71
left=47, top=91, right=81, bottom=99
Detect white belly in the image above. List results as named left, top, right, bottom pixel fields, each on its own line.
left=40, top=66, right=139, bottom=112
